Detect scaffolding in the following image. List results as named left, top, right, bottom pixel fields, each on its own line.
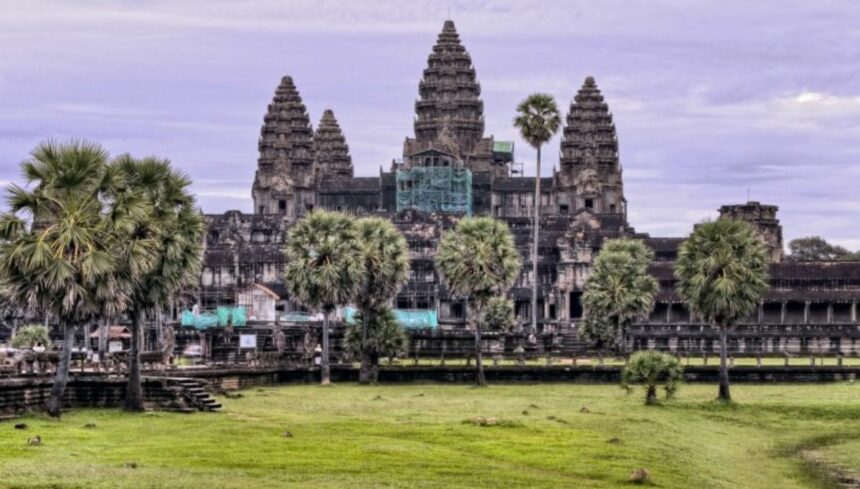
left=396, top=167, right=472, bottom=215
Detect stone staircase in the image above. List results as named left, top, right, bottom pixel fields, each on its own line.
left=158, top=377, right=222, bottom=412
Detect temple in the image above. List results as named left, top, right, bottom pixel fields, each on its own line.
left=201, top=20, right=860, bottom=356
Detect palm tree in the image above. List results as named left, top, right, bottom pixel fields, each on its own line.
left=579, top=239, right=658, bottom=355
left=0, top=140, right=123, bottom=416
left=354, top=217, right=409, bottom=384
left=284, top=210, right=364, bottom=385
left=674, top=219, right=769, bottom=401
left=513, top=93, right=561, bottom=333
left=621, top=351, right=684, bottom=405
left=109, top=155, right=203, bottom=410
left=436, top=217, right=521, bottom=386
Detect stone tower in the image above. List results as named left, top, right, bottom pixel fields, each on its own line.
left=314, top=109, right=353, bottom=181
left=719, top=202, right=785, bottom=262
left=252, top=76, right=316, bottom=220
left=402, top=20, right=497, bottom=174
left=558, top=76, right=626, bottom=217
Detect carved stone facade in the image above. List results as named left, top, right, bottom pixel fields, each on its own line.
left=201, top=20, right=860, bottom=354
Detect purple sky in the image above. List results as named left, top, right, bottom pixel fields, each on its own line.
left=2, top=1, right=859, bottom=247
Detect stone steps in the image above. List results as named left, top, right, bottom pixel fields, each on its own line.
left=165, top=378, right=222, bottom=412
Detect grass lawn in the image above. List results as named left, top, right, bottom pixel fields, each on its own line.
left=1, top=382, right=860, bottom=488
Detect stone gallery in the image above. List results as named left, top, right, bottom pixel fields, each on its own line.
left=200, top=21, right=860, bottom=356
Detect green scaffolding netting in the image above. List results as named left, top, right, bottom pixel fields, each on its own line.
left=181, top=307, right=247, bottom=329
left=396, top=166, right=472, bottom=215
left=343, top=307, right=438, bottom=329
left=216, top=307, right=230, bottom=326
left=232, top=307, right=247, bottom=327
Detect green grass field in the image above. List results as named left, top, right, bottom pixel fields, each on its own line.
left=1, top=382, right=859, bottom=488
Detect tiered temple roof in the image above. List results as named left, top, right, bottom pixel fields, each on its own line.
left=412, top=20, right=485, bottom=155
left=314, top=109, right=353, bottom=180
left=252, top=75, right=315, bottom=210
left=560, top=76, right=619, bottom=172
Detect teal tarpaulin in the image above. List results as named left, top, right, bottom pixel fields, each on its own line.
left=343, top=307, right=437, bottom=329
left=181, top=307, right=247, bottom=329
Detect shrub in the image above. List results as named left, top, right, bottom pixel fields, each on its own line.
left=621, top=351, right=683, bottom=405
left=10, top=324, right=51, bottom=350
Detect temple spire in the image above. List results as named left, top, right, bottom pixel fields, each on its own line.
left=558, top=76, right=625, bottom=216
left=314, top=109, right=353, bottom=180
left=252, top=75, right=315, bottom=217
left=413, top=20, right=484, bottom=152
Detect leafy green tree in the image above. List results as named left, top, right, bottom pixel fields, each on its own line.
left=674, top=219, right=769, bottom=401
left=109, top=155, right=203, bottom=410
left=354, top=217, right=409, bottom=384
left=513, top=93, right=561, bottom=333
left=579, top=239, right=658, bottom=355
left=483, top=297, right=515, bottom=332
left=284, top=210, right=364, bottom=385
left=787, top=236, right=858, bottom=261
left=621, top=351, right=684, bottom=405
left=344, top=307, right=408, bottom=381
left=436, top=217, right=521, bottom=386
left=10, top=324, right=51, bottom=350
left=0, top=140, right=123, bottom=416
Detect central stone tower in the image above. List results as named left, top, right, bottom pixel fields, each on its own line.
left=402, top=20, right=499, bottom=176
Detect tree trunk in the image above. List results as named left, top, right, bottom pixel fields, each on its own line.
left=471, top=301, right=487, bottom=387
left=321, top=310, right=331, bottom=385
left=125, top=309, right=144, bottom=411
left=46, top=321, right=74, bottom=417
left=155, top=309, right=164, bottom=350
left=615, top=317, right=627, bottom=357
left=358, top=311, right=371, bottom=385
left=718, top=323, right=731, bottom=401
left=531, top=145, right=542, bottom=334
left=370, top=353, right=380, bottom=384
left=98, top=317, right=108, bottom=368
left=645, top=384, right=657, bottom=405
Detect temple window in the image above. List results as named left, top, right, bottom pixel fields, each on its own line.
left=559, top=204, right=569, bottom=214
left=278, top=200, right=287, bottom=212
left=585, top=198, right=594, bottom=210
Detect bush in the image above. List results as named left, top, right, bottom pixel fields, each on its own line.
left=10, top=324, right=51, bottom=350
left=621, top=351, right=683, bottom=405
left=483, top=297, right=515, bottom=332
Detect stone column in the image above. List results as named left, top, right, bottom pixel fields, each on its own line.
left=757, top=302, right=764, bottom=324
left=666, top=302, right=672, bottom=323
left=780, top=301, right=787, bottom=324
left=852, top=302, right=857, bottom=323
left=827, top=303, right=833, bottom=324
left=803, top=301, right=810, bottom=324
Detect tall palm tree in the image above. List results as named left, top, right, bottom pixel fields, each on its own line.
left=354, top=217, right=409, bottom=385
left=0, top=140, right=124, bottom=416
left=109, top=155, right=203, bottom=410
left=436, top=217, right=521, bottom=386
left=674, top=219, right=769, bottom=401
left=513, top=93, right=561, bottom=333
left=284, top=210, right=364, bottom=385
left=580, top=239, right=658, bottom=355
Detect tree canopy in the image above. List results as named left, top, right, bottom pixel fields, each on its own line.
left=580, top=239, right=658, bottom=353
left=787, top=236, right=859, bottom=262
left=513, top=93, right=562, bottom=149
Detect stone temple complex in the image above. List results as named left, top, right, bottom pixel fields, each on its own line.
left=201, top=20, right=860, bottom=356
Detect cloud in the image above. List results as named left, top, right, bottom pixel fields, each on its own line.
left=1, top=0, right=859, bottom=246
